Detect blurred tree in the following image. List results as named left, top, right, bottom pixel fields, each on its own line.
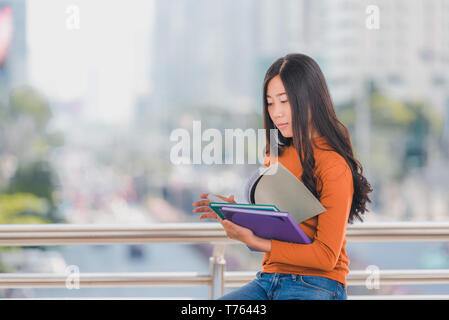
left=5, top=160, right=63, bottom=222
left=0, top=85, right=65, bottom=223
left=0, top=193, right=50, bottom=266
left=1, top=85, right=64, bottom=160
left=0, top=193, right=50, bottom=224
left=335, top=81, right=444, bottom=181
left=371, top=93, right=442, bottom=178
left=403, top=103, right=431, bottom=171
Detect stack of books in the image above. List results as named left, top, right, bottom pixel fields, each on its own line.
left=209, top=162, right=326, bottom=251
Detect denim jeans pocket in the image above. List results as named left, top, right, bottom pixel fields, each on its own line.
left=336, top=281, right=346, bottom=291
left=299, top=276, right=337, bottom=297
left=336, top=281, right=347, bottom=299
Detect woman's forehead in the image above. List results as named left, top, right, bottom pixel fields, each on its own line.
left=267, top=76, right=286, bottom=97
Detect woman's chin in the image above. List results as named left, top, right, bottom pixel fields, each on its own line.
left=280, top=132, right=293, bottom=138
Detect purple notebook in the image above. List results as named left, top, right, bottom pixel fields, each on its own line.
left=220, top=206, right=312, bottom=252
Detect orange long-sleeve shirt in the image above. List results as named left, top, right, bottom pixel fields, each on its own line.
left=261, top=136, right=354, bottom=286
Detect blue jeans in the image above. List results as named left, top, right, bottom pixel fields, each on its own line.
left=217, top=272, right=347, bottom=300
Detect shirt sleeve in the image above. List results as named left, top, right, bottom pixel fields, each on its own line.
left=267, top=161, right=354, bottom=272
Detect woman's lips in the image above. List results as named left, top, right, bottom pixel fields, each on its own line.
left=277, top=122, right=288, bottom=129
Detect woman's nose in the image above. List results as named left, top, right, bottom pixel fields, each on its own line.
left=271, top=103, right=283, bottom=117
left=274, top=109, right=284, bottom=119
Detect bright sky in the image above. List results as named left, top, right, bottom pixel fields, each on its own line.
left=26, top=0, right=154, bottom=124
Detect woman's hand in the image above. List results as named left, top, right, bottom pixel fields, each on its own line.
left=191, top=193, right=253, bottom=242
left=192, top=193, right=236, bottom=220
left=218, top=216, right=270, bottom=251
left=218, top=217, right=255, bottom=244
left=192, top=193, right=271, bottom=252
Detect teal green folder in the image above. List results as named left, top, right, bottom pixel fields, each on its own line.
left=209, top=202, right=280, bottom=220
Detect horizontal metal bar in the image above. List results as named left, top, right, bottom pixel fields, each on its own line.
left=0, top=223, right=222, bottom=233
left=1, top=269, right=449, bottom=288
left=0, top=221, right=449, bottom=233
left=1, top=221, right=448, bottom=232
left=0, top=235, right=233, bottom=246
left=0, top=223, right=229, bottom=246
left=0, top=222, right=449, bottom=246
left=0, top=272, right=211, bottom=288
left=347, top=221, right=449, bottom=242
left=347, top=269, right=449, bottom=286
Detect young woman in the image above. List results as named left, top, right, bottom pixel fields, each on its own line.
left=192, top=53, right=373, bottom=300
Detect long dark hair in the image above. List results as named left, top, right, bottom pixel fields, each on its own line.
left=263, top=53, right=373, bottom=224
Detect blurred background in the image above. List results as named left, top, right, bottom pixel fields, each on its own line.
left=0, top=0, right=448, bottom=298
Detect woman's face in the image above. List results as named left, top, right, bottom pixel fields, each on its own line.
left=266, top=75, right=293, bottom=138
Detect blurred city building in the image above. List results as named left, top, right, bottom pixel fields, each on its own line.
left=0, top=0, right=27, bottom=105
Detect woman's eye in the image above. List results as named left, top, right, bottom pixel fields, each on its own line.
left=267, top=100, right=287, bottom=106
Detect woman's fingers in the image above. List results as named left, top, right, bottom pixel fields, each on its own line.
left=192, top=195, right=213, bottom=220
left=193, top=193, right=236, bottom=220
left=193, top=206, right=211, bottom=213
left=221, top=194, right=236, bottom=203
left=212, top=194, right=236, bottom=203
left=192, top=199, right=210, bottom=208
left=199, top=212, right=218, bottom=220
left=214, top=194, right=228, bottom=202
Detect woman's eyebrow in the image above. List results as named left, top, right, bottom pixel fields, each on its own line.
left=267, top=92, right=286, bottom=98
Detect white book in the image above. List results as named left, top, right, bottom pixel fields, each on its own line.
left=244, top=161, right=326, bottom=223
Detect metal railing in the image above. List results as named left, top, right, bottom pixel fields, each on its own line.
left=0, top=222, right=449, bottom=299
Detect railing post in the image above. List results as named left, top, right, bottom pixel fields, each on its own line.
left=209, top=243, right=226, bottom=300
